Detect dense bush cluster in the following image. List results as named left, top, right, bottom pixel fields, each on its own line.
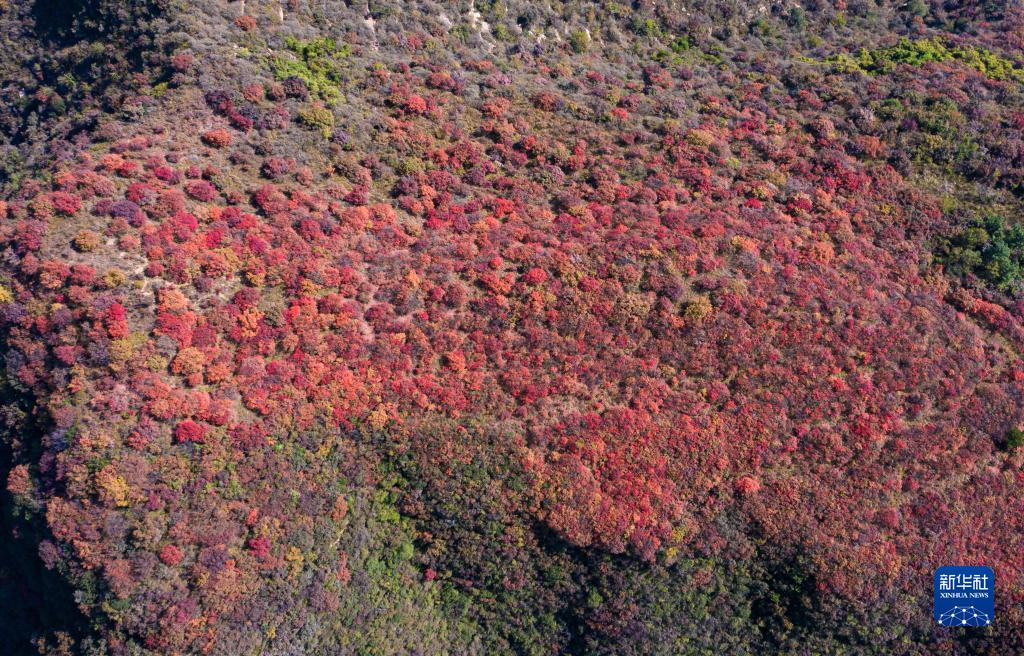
left=3, top=0, right=1024, bottom=654
left=936, top=214, right=1024, bottom=291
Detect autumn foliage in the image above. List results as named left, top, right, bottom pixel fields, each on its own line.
left=4, top=0, right=1024, bottom=654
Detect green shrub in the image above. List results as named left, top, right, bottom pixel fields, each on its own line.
left=935, top=214, right=1024, bottom=292
left=272, top=36, right=350, bottom=102
left=787, top=7, right=807, bottom=30
left=1007, top=427, right=1024, bottom=452
left=569, top=29, right=591, bottom=54
left=631, top=16, right=661, bottom=37
left=669, top=35, right=693, bottom=53
left=298, top=104, right=335, bottom=137
left=829, top=37, right=1024, bottom=82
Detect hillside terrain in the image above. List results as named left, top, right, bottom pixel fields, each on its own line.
left=2, top=1, right=1024, bottom=654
